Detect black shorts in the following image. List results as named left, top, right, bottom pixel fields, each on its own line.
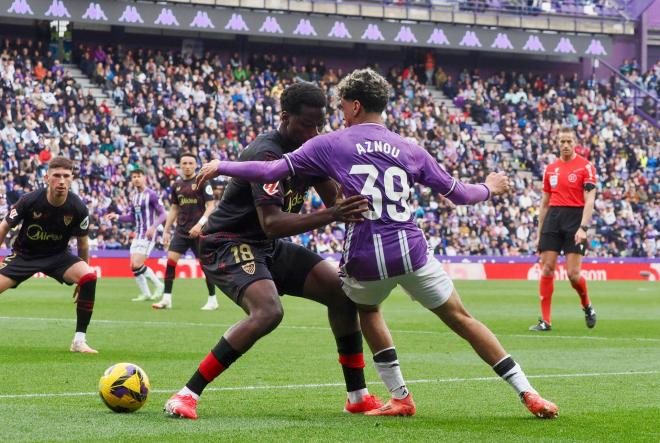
left=169, top=232, right=201, bottom=257
left=199, top=237, right=324, bottom=305
left=0, top=251, right=83, bottom=287
left=539, top=206, right=586, bottom=255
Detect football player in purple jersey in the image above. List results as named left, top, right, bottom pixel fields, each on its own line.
left=197, top=69, right=559, bottom=419
left=105, top=168, right=166, bottom=301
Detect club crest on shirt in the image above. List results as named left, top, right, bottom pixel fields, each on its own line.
left=262, top=182, right=280, bottom=196
left=549, top=175, right=558, bottom=188
left=192, top=184, right=197, bottom=190
left=63, top=215, right=73, bottom=226
left=241, top=261, right=256, bottom=275
left=32, top=211, right=42, bottom=219
left=568, top=173, right=577, bottom=183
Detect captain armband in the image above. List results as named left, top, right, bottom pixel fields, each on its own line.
left=583, top=183, right=596, bottom=192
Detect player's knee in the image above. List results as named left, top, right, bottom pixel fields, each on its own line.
left=567, top=269, right=582, bottom=283
left=541, top=262, right=555, bottom=276
left=250, top=302, right=284, bottom=332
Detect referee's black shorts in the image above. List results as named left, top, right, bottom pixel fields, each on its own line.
left=539, top=206, right=586, bottom=255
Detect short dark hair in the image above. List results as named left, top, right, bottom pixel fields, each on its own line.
left=337, top=68, right=390, bottom=113
left=48, top=156, right=74, bottom=171
left=280, top=82, right=326, bottom=116
left=131, top=167, right=145, bottom=176
left=178, top=152, right=197, bottom=162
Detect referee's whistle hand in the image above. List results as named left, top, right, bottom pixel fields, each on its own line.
left=485, top=172, right=510, bottom=196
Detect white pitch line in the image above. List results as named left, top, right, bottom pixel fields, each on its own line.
left=0, top=370, right=657, bottom=400
left=0, top=315, right=659, bottom=343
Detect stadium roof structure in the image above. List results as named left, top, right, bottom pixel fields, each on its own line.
left=1, top=0, right=622, bottom=59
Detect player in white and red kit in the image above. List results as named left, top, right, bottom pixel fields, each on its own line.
left=531, top=128, right=597, bottom=331
left=197, top=69, right=559, bottom=419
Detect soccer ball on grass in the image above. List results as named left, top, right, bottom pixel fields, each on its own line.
left=99, top=362, right=150, bottom=413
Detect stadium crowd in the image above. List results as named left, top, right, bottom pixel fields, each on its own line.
left=0, top=37, right=657, bottom=258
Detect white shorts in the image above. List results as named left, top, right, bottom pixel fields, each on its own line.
left=130, top=238, right=156, bottom=257
left=341, top=255, right=454, bottom=310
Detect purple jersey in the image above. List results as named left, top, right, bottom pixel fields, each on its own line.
left=283, top=123, right=488, bottom=280
left=119, top=188, right=165, bottom=240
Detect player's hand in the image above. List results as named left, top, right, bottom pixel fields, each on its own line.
left=104, top=213, right=118, bottom=222
left=162, top=231, right=171, bottom=249
left=331, top=194, right=370, bottom=223
left=196, top=160, right=222, bottom=189
left=574, top=227, right=587, bottom=245
left=189, top=224, right=202, bottom=238
left=484, top=172, right=510, bottom=197
left=145, top=226, right=156, bottom=240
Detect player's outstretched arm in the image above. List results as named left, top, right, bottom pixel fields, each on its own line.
left=196, top=159, right=290, bottom=188
left=417, top=148, right=509, bottom=205
left=256, top=195, right=369, bottom=240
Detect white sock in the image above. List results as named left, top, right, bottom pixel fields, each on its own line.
left=493, top=355, right=537, bottom=396
left=73, top=332, right=86, bottom=344
left=208, top=294, right=216, bottom=300
left=373, top=347, right=409, bottom=400
left=178, top=386, right=200, bottom=400
left=162, top=293, right=172, bottom=303
left=347, top=388, right=369, bottom=404
left=144, top=266, right=163, bottom=288
left=135, top=274, right=151, bottom=296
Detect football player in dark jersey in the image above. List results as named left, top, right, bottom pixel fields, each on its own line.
left=0, top=157, right=98, bottom=353
left=164, top=82, right=389, bottom=419
left=152, top=153, right=218, bottom=310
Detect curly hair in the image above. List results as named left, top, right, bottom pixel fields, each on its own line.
left=280, top=81, right=327, bottom=115
left=337, top=68, right=390, bottom=113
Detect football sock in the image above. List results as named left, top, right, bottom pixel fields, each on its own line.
left=144, top=266, right=163, bottom=289
left=373, top=347, right=409, bottom=400
left=75, top=273, right=97, bottom=333
left=205, top=276, right=216, bottom=296
left=571, top=276, right=591, bottom=308
left=539, top=274, right=554, bottom=324
left=336, top=331, right=368, bottom=402
left=186, top=337, right=242, bottom=396
left=133, top=266, right=151, bottom=297
left=164, top=259, right=176, bottom=294
left=492, top=354, right=537, bottom=396
left=73, top=332, right=86, bottom=343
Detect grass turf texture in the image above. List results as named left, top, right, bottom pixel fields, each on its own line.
left=0, top=279, right=658, bottom=442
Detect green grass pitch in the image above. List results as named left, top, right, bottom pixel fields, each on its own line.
left=0, top=278, right=658, bottom=442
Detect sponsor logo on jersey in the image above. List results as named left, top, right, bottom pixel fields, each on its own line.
left=80, top=216, right=89, bottom=230
left=285, top=192, right=306, bottom=213
left=568, top=173, right=578, bottom=183
left=178, top=196, right=199, bottom=205
left=9, top=208, right=18, bottom=219
left=32, top=211, right=42, bottom=219
left=241, top=261, right=256, bottom=275
left=549, top=175, right=558, bottom=188
left=63, top=215, right=73, bottom=226
left=262, top=182, right=280, bottom=196
left=26, top=224, right=63, bottom=241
